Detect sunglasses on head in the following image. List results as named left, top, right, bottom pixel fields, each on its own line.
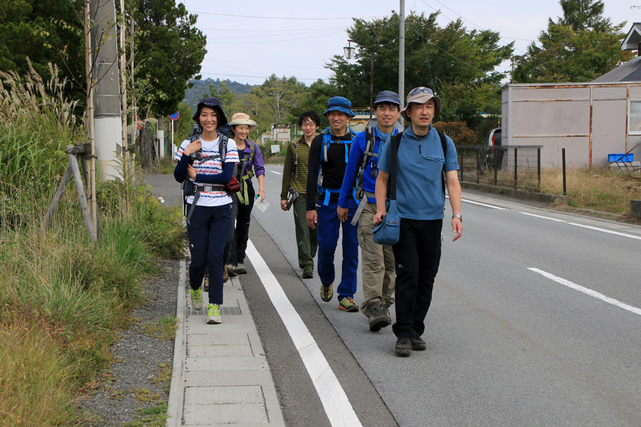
left=410, top=87, right=433, bottom=95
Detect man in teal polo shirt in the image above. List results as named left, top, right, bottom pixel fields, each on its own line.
left=374, top=87, right=463, bottom=357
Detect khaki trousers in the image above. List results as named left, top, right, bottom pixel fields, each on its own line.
left=358, top=202, right=395, bottom=316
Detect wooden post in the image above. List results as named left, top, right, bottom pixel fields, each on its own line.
left=41, top=166, right=73, bottom=233
left=68, top=152, right=96, bottom=242
left=41, top=144, right=98, bottom=242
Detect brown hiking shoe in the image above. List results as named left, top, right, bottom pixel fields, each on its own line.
left=368, top=300, right=388, bottom=332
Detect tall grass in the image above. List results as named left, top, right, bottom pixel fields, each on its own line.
left=0, top=64, right=185, bottom=425
left=541, top=167, right=641, bottom=216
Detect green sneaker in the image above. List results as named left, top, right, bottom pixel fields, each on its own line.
left=338, top=297, right=359, bottom=312
left=207, top=304, right=221, bottom=324
left=302, top=265, right=313, bottom=279
left=190, top=288, right=203, bottom=311
left=320, top=283, right=333, bottom=302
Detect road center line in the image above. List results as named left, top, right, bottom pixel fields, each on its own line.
left=520, top=212, right=566, bottom=222
left=528, top=268, right=641, bottom=316
left=246, top=240, right=362, bottom=427
left=270, top=170, right=282, bottom=175
left=460, top=198, right=507, bottom=210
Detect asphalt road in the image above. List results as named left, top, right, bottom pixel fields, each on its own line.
left=233, top=164, right=641, bottom=426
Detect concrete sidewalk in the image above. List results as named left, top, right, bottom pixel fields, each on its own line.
left=166, top=265, right=285, bottom=427
left=147, top=173, right=285, bottom=427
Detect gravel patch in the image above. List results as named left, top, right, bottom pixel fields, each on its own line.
left=77, top=258, right=180, bottom=426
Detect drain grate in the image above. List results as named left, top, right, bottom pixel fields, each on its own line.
left=221, top=306, right=241, bottom=315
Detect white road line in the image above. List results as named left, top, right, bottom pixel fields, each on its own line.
left=461, top=198, right=507, bottom=210
left=567, top=222, right=641, bottom=240
left=270, top=170, right=282, bottom=175
left=246, top=240, right=362, bottom=427
left=520, top=212, right=566, bottom=222
left=528, top=268, right=641, bottom=316
left=519, top=212, right=641, bottom=240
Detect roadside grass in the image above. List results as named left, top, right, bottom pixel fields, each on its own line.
left=466, top=163, right=641, bottom=218
left=0, top=64, right=185, bottom=425
left=142, top=316, right=179, bottom=342
left=156, top=155, right=175, bottom=174
left=540, top=167, right=641, bottom=217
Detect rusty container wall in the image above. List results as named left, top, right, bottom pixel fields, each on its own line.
left=592, top=86, right=627, bottom=167
left=628, top=86, right=641, bottom=158
left=502, top=82, right=641, bottom=168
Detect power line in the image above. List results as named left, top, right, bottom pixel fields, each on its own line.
left=187, top=10, right=386, bottom=21
left=212, top=30, right=345, bottom=45
left=201, top=30, right=345, bottom=42
left=200, top=27, right=346, bottom=32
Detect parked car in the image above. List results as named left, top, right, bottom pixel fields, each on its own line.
left=484, top=128, right=504, bottom=169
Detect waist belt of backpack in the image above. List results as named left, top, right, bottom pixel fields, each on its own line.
left=320, top=187, right=341, bottom=206
left=351, top=191, right=376, bottom=226
left=186, top=184, right=225, bottom=224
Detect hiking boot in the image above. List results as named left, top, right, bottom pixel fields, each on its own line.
left=235, top=263, right=247, bottom=275
left=368, top=300, right=388, bottom=332
left=395, top=338, right=412, bottom=357
left=227, top=264, right=237, bottom=277
left=383, top=299, right=392, bottom=325
left=339, top=297, right=359, bottom=312
left=204, top=273, right=210, bottom=291
left=206, top=304, right=222, bottom=324
left=222, top=265, right=228, bottom=283
left=320, top=283, right=333, bottom=302
left=410, top=336, right=427, bottom=351
left=190, top=288, right=204, bottom=311
left=302, top=265, right=313, bottom=279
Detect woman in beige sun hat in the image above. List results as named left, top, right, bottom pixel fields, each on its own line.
left=224, top=112, right=265, bottom=277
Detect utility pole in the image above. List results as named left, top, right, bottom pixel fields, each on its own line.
left=399, top=0, right=405, bottom=126
left=91, top=0, right=123, bottom=181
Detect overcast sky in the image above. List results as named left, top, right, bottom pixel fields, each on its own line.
left=180, top=0, right=639, bottom=87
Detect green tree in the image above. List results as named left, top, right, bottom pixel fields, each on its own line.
left=327, top=12, right=512, bottom=133
left=0, top=0, right=85, bottom=102
left=209, top=81, right=241, bottom=114
left=511, top=0, right=633, bottom=83
left=288, top=79, right=340, bottom=130
left=131, top=0, right=206, bottom=117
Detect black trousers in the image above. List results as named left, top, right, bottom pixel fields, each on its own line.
left=392, top=218, right=442, bottom=338
left=187, top=203, right=232, bottom=305
left=229, top=184, right=255, bottom=265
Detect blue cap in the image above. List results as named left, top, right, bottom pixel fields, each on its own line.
left=192, top=97, right=228, bottom=126
left=374, top=90, right=401, bottom=107
left=323, top=96, right=355, bottom=117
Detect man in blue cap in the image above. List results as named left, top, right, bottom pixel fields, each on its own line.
left=338, top=90, right=401, bottom=331
left=306, top=96, right=360, bottom=312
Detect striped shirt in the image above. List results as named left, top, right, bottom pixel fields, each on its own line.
left=281, top=136, right=311, bottom=199
left=175, top=135, right=239, bottom=207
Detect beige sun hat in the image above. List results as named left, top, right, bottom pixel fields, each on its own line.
left=229, top=112, right=257, bottom=131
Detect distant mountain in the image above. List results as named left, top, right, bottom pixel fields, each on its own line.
left=183, top=78, right=255, bottom=111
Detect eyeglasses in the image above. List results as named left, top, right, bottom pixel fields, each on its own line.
left=301, top=122, right=317, bottom=128
left=409, top=87, right=433, bottom=95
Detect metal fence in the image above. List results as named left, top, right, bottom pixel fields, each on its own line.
left=455, top=145, right=543, bottom=191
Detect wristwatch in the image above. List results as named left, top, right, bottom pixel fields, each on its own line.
left=452, top=214, right=462, bottom=222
